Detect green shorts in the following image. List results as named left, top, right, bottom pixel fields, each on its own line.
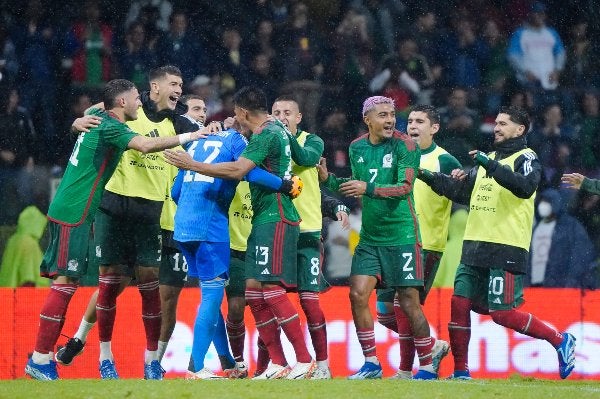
left=296, top=232, right=330, bottom=292
left=351, top=242, right=424, bottom=289
left=454, top=263, right=524, bottom=311
left=246, top=221, right=299, bottom=288
left=40, top=220, right=92, bottom=280
left=159, top=230, right=187, bottom=287
left=94, top=208, right=162, bottom=268
left=226, top=249, right=246, bottom=299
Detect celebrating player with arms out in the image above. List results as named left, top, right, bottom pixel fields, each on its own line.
left=319, top=96, right=438, bottom=380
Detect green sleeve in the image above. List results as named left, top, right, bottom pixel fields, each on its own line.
left=581, top=177, right=600, bottom=195
left=438, top=153, right=462, bottom=175
left=241, top=132, right=270, bottom=166
left=289, top=133, right=324, bottom=166
left=105, top=123, right=138, bottom=151
left=322, top=173, right=351, bottom=192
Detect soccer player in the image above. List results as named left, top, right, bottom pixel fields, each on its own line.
left=419, top=105, right=576, bottom=380
left=561, top=172, right=600, bottom=194
left=375, top=105, right=459, bottom=379
left=165, top=86, right=316, bottom=380
left=318, top=96, right=438, bottom=380
left=271, top=95, right=330, bottom=378
left=24, top=79, right=206, bottom=381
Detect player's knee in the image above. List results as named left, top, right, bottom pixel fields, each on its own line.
left=349, top=288, right=369, bottom=307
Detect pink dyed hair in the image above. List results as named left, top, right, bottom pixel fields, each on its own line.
left=362, top=96, right=395, bottom=116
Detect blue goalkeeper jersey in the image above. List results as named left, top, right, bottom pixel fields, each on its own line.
left=173, top=129, right=248, bottom=243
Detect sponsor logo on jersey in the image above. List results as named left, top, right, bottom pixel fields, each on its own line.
left=383, top=153, right=393, bottom=168
left=261, top=268, right=270, bottom=275
left=67, top=259, right=78, bottom=271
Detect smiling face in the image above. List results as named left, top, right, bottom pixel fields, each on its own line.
left=151, top=73, right=183, bottom=111
left=364, top=103, right=396, bottom=143
left=493, top=113, right=526, bottom=144
left=184, top=98, right=207, bottom=125
left=272, top=100, right=302, bottom=134
left=407, top=110, right=439, bottom=149
left=122, top=87, right=142, bottom=121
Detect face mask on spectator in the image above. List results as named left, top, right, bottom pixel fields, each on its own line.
left=537, top=201, right=553, bottom=218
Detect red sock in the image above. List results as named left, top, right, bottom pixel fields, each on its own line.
left=414, top=336, right=434, bottom=367
left=448, top=295, right=471, bottom=372
left=377, top=311, right=398, bottom=333
left=255, top=336, right=271, bottom=374
left=394, top=299, right=415, bottom=371
left=138, top=279, right=161, bottom=351
left=35, top=283, right=77, bottom=353
left=226, top=316, right=246, bottom=362
left=491, top=309, right=563, bottom=347
left=264, top=286, right=312, bottom=363
left=246, top=288, right=287, bottom=366
left=356, top=328, right=376, bottom=357
left=97, top=274, right=121, bottom=342
left=300, top=291, right=328, bottom=362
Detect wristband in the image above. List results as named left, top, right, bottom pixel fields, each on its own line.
left=336, top=204, right=350, bottom=215
left=178, top=133, right=192, bottom=145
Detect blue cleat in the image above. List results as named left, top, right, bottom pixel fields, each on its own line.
left=557, top=333, right=576, bottom=379
left=25, top=358, right=59, bottom=381
left=347, top=361, right=383, bottom=380
left=413, top=369, right=437, bottom=380
left=144, top=360, right=164, bottom=380
left=447, top=370, right=472, bottom=380
left=99, top=359, right=119, bottom=379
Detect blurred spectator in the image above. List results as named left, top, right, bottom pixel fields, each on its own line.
left=248, top=19, right=281, bottom=75
left=116, top=21, right=157, bottom=89
left=0, top=85, right=36, bottom=224
left=437, top=87, right=481, bottom=166
left=0, top=20, right=18, bottom=84
left=12, top=0, right=60, bottom=159
left=320, top=108, right=353, bottom=176
left=133, top=5, right=162, bottom=49
left=243, top=53, right=278, bottom=103
left=125, top=0, right=173, bottom=33
left=213, top=27, right=250, bottom=91
left=481, top=19, right=511, bottom=117
left=188, top=74, right=222, bottom=121
left=528, top=188, right=596, bottom=288
left=408, top=9, right=444, bottom=82
left=571, top=190, right=600, bottom=254
left=63, top=1, right=114, bottom=90
left=439, top=16, right=489, bottom=90
left=354, top=0, right=406, bottom=58
left=56, top=90, right=93, bottom=166
left=562, top=18, right=600, bottom=90
left=507, top=1, right=566, bottom=108
left=528, top=103, right=574, bottom=169
left=0, top=205, right=49, bottom=287
left=573, top=91, right=600, bottom=172
left=155, top=10, right=204, bottom=85
left=206, top=90, right=234, bottom=124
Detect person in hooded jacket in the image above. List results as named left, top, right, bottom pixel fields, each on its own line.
left=528, top=188, right=596, bottom=288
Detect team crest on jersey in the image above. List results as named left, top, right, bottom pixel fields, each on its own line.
left=67, top=259, right=78, bottom=271
left=96, top=245, right=102, bottom=258
left=382, top=153, right=393, bottom=168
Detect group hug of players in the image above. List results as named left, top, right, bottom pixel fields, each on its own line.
left=24, top=64, right=576, bottom=382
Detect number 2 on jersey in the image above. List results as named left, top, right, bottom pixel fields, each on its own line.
left=183, top=140, right=223, bottom=183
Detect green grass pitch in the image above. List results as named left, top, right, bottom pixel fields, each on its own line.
left=3, top=376, right=600, bottom=399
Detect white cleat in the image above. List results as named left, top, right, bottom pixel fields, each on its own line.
left=431, top=339, right=450, bottom=374
left=223, top=361, right=248, bottom=379
left=185, top=368, right=225, bottom=380
left=252, top=364, right=291, bottom=380
left=388, top=370, right=412, bottom=380
left=311, top=366, right=332, bottom=380
left=286, top=360, right=317, bottom=379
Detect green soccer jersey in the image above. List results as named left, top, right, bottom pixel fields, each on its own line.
left=324, top=131, right=420, bottom=246
left=47, top=108, right=137, bottom=226
left=241, top=120, right=300, bottom=225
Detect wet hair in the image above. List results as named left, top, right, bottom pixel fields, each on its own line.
left=103, top=79, right=136, bottom=109
left=179, top=94, right=204, bottom=105
left=274, top=94, right=300, bottom=105
left=499, top=105, right=530, bottom=133
left=362, top=96, right=395, bottom=116
left=233, top=86, right=268, bottom=113
left=410, top=104, right=440, bottom=125
left=148, top=65, right=182, bottom=82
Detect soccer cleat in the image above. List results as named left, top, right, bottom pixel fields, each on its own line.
left=186, top=368, right=225, bottom=380
left=347, top=361, right=383, bottom=380
left=99, top=359, right=119, bottom=379
left=223, top=362, right=248, bottom=379
left=447, top=370, right=472, bottom=380
left=557, top=332, right=576, bottom=379
left=25, top=359, right=59, bottom=381
left=252, top=364, right=291, bottom=380
left=55, top=337, right=85, bottom=366
left=388, top=370, right=412, bottom=380
left=311, top=366, right=332, bottom=380
left=144, top=360, right=164, bottom=380
left=287, top=360, right=317, bottom=380
left=413, top=369, right=437, bottom=380
left=431, top=339, right=450, bottom=374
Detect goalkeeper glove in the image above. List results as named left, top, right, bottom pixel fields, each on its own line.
left=280, top=175, right=303, bottom=199
left=472, top=151, right=490, bottom=168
